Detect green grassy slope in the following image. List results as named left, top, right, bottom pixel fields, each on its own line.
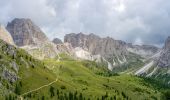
left=111, top=52, right=145, bottom=74
left=0, top=39, right=57, bottom=100
left=0, top=39, right=169, bottom=100
left=42, top=57, right=164, bottom=100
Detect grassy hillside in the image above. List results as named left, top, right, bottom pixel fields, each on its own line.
left=42, top=57, right=165, bottom=100
left=0, top=39, right=57, bottom=100
left=0, top=39, right=169, bottom=100
left=111, top=52, right=145, bottom=74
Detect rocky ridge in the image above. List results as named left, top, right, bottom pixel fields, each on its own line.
left=135, top=37, right=170, bottom=77
left=158, top=36, right=170, bottom=68
left=64, top=33, right=129, bottom=70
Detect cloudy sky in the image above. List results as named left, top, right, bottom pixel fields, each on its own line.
left=0, top=0, right=170, bottom=46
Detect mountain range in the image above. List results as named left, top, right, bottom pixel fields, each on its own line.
left=0, top=18, right=170, bottom=100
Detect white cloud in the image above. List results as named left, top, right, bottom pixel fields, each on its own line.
left=134, top=38, right=143, bottom=45
left=113, top=0, right=126, bottom=13
left=0, top=0, right=170, bottom=46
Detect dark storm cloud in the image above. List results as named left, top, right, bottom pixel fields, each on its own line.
left=0, top=0, right=170, bottom=46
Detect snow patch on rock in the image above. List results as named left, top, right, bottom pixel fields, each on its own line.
left=135, top=61, right=154, bottom=75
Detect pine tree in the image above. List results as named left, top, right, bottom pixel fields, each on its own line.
left=41, top=96, right=45, bottom=100
left=74, top=91, right=78, bottom=100
left=15, top=84, right=21, bottom=95
left=79, top=93, right=83, bottom=100
left=50, top=86, right=55, bottom=97
left=69, top=92, right=73, bottom=100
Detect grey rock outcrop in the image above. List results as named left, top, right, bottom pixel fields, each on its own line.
left=55, top=43, right=74, bottom=54
left=2, top=68, right=18, bottom=83
left=6, top=18, right=48, bottom=46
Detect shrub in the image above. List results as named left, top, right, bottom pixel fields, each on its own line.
left=163, top=90, right=170, bottom=100
left=60, top=85, right=66, bottom=89
left=0, top=55, right=2, bottom=59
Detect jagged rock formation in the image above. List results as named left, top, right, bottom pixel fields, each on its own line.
left=158, top=37, right=170, bottom=67
left=135, top=37, right=170, bottom=77
left=65, top=33, right=128, bottom=57
left=127, top=44, right=160, bottom=58
left=6, top=18, right=48, bottom=46
left=53, top=38, right=63, bottom=44
left=64, top=33, right=129, bottom=70
left=6, top=18, right=58, bottom=59
left=0, top=25, right=15, bottom=45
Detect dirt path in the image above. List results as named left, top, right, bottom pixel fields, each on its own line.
left=21, top=79, right=58, bottom=96
left=19, top=61, right=61, bottom=100
left=19, top=78, right=58, bottom=100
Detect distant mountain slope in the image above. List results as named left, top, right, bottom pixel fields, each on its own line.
left=133, top=36, right=170, bottom=84
left=127, top=43, right=160, bottom=58
left=64, top=33, right=145, bottom=71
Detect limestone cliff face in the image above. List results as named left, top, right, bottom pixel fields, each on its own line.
left=64, top=33, right=128, bottom=70
left=158, top=37, right=170, bottom=67
left=6, top=18, right=48, bottom=46
left=64, top=33, right=128, bottom=58
left=0, top=25, right=15, bottom=45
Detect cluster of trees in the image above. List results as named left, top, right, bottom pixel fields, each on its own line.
left=21, top=85, right=130, bottom=100
left=96, top=72, right=119, bottom=77
left=5, top=94, right=17, bottom=100
left=48, top=86, right=86, bottom=100
left=82, top=60, right=121, bottom=77
left=23, top=86, right=86, bottom=100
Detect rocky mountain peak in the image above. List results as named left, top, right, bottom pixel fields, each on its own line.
left=52, top=38, right=63, bottom=44
left=158, top=36, right=170, bottom=67
left=0, top=25, right=15, bottom=45
left=6, top=18, right=48, bottom=46
left=164, top=36, right=170, bottom=50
